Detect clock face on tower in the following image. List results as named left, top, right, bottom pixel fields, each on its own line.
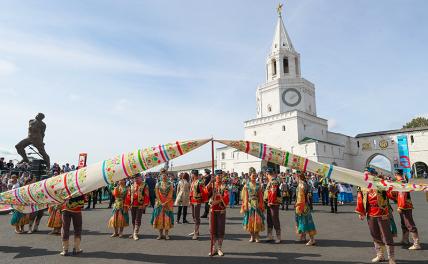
left=282, top=88, right=301, bottom=107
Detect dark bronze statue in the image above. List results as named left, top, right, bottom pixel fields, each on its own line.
left=15, top=113, right=50, bottom=169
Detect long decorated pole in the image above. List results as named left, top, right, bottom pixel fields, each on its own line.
left=0, top=139, right=211, bottom=213
left=210, top=139, right=215, bottom=256
left=216, top=140, right=428, bottom=192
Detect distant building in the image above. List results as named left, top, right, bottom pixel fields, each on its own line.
left=215, top=10, right=428, bottom=177
left=170, top=160, right=216, bottom=175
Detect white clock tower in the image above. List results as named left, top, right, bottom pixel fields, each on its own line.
left=256, top=10, right=316, bottom=118
left=246, top=6, right=328, bottom=150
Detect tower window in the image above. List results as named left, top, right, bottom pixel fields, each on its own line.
left=253, top=131, right=257, bottom=136
left=267, top=105, right=272, bottom=112
left=295, top=57, right=300, bottom=76
left=282, top=125, right=286, bottom=131
left=272, top=59, right=277, bottom=76
left=411, top=135, right=414, bottom=143
left=283, top=57, right=289, bottom=73
left=322, top=129, right=324, bottom=135
left=357, top=141, right=360, bottom=148
left=221, top=152, right=225, bottom=160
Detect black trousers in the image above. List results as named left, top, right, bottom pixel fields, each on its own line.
left=86, top=192, right=98, bottom=208
left=108, top=192, right=115, bottom=208
left=177, top=206, right=188, bottom=222
left=330, top=197, right=338, bottom=212
left=202, top=203, right=210, bottom=217
left=321, top=187, right=329, bottom=205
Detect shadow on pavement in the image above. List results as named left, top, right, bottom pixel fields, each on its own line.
left=0, top=246, right=57, bottom=258
left=1, top=245, right=427, bottom=263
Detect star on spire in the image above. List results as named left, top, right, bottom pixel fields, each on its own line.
left=277, top=3, right=283, bottom=17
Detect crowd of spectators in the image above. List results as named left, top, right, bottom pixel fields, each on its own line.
left=0, top=158, right=79, bottom=193
left=1, top=157, right=355, bottom=213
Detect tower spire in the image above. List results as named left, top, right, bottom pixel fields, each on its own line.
left=271, top=2, right=294, bottom=52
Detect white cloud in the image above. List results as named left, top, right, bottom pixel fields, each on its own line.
left=0, top=59, right=17, bottom=75
left=0, top=29, right=190, bottom=78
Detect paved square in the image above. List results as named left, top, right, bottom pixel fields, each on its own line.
left=0, top=192, right=427, bottom=264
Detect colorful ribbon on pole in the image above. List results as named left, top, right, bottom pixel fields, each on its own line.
left=0, top=139, right=211, bottom=213
left=216, top=139, right=428, bottom=192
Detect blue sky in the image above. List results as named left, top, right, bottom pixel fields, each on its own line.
left=0, top=0, right=427, bottom=166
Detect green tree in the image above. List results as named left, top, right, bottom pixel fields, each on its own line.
left=403, top=117, right=428, bottom=129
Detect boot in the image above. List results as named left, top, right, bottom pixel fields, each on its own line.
left=249, top=233, right=255, bottom=242
left=306, top=236, right=316, bottom=246
left=386, top=245, right=395, bottom=264
left=60, top=240, right=69, bottom=256
left=217, top=240, right=224, bottom=256
left=255, top=233, right=260, bottom=243
left=72, top=237, right=83, bottom=255
left=192, top=225, right=199, bottom=240
left=165, top=230, right=170, bottom=240
left=401, top=230, right=410, bottom=245
left=371, top=242, right=385, bottom=263
left=27, top=223, right=33, bottom=234
left=15, top=226, right=23, bottom=234
left=129, top=226, right=135, bottom=239
left=267, top=228, right=273, bottom=241
left=409, top=232, right=421, bottom=250
left=118, top=227, right=124, bottom=238
left=275, top=230, right=281, bottom=244
left=208, top=242, right=217, bottom=256
left=111, top=228, right=119, bottom=238
left=32, top=222, right=39, bottom=233
left=156, top=230, right=163, bottom=240
left=133, top=226, right=140, bottom=241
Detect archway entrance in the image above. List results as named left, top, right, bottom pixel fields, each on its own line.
left=412, top=162, right=428, bottom=178
left=367, top=154, right=393, bottom=175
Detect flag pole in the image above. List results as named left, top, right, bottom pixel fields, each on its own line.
left=210, top=138, right=215, bottom=256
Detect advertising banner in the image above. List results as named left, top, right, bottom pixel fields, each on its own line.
left=397, top=135, right=412, bottom=179
left=78, top=153, right=88, bottom=169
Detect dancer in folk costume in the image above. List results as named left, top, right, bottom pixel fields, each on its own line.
left=390, top=169, right=421, bottom=250
left=27, top=177, right=45, bottom=234
left=28, top=209, right=45, bottom=234
left=188, top=169, right=208, bottom=240
left=355, top=168, right=396, bottom=264
left=10, top=178, right=29, bottom=234
left=208, top=170, right=229, bottom=257
left=125, top=175, right=150, bottom=240
left=151, top=168, right=174, bottom=240
left=47, top=204, right=63, bottom=235
left=264, top=167, right=282, bottom=243
left=108, top=179, right=129, bottom=238
left=295, top=172, right=317, bottom=246
left=60, top=195, right=85, bottom=256
left=241, top=167, right=265, bottom=243
left=10, top=208, right=29, bottom=234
